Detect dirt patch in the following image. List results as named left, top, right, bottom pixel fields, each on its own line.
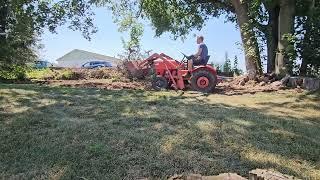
left=32, top=68, right=304, bottom=94
left=37, top=79, right=150, bottom=90
left=36, top=76, right=301, bottom=94
left=215, top=75, right=303, bottom=95
left=40, top=77, right=295, bottom=94
left=168, top=169, right=297, bottom=180
left=28, top=68, right=127, bottom=81
left=30, top=68, right=152, bottom=90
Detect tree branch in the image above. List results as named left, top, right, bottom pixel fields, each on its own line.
left=135, top=0, right=144, bottom=18
left=191, top=0, right=235, bottom=13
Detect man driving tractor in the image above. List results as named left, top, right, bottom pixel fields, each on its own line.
left=187, top=35, right=208, bottom=70
left=125, top=35, right=217, bottom=93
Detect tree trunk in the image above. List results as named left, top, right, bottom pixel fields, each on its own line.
left=0, top=1, right=8, bottom=66
left=275, top=0, right=295, bottom=75
left=299, top=52, right=308, bottom=76
left=300, top=0, right=315, bottom=76
left=0, top=1, right=8, bottom=43
left=266, top=5, right=280, bottom=73
left=232, top=0, right=262, bottom=79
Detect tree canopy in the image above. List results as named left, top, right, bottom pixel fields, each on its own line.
left=0, top=0, right=96, bottom=69
left=96, top=0, right=319, bottom=77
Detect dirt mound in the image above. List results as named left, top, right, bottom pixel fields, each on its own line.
left=216, top=75, right=288, bottom=95
left=28, top=68, right=126, bottom=81
left=30, top=68, right=152, bottom=90
left=168, top=169, right=296, bottom=180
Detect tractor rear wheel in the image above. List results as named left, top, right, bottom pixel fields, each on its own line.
left=152, top=76, right=168, bottom=91
left=190, top=70, right=216, bottom=93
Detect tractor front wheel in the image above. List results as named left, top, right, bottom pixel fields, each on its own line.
left=152, top=76, right=168, bottom=91
left=190, top=70, right=216, bottom=93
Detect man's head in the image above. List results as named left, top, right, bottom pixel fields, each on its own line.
left=197, top=36, right=204, bottom=44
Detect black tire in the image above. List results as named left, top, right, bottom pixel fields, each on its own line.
left=190, top=70, right=216, bottom=93
left=152, top=77, right=168, bottom=91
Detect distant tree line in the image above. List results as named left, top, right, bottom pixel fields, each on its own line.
left=210, top=52, right=243, bottom=77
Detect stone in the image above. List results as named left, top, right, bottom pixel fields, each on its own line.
left=303, top=77, right=320, bottom=90
left=257, top=76, right=265, bottom=82
left=263, top=76, right=270, bottom=83
left=288, top=77, right=302, bottom=88
left=281, top=74, right=290, bottom=85
left=295, top=87, right=303, bottom=93
left=269, top=78, right=276, bottom=83
left=168, top=173, right=246, bottom=180
left=186, top=174, right=202, bottom=180
left=203, top=173, right=246, bottom=180
left=270, top=81, right=282, bottom=87
left=259, top=82, right=267, bottom=86
left=239, top=80, right=246, bottom=86
left=249, top=169, right=298, bottom=180
left=243, top=76, right=249, bottom=82
left=269, top=72, right=277, bottom=79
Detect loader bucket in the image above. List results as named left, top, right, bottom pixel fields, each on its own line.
left=123, top=53, right=170, bottom=79
left=123, top=60, right=151, bottom=79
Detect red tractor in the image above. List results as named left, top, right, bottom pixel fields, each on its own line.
left=125, top=53, right=218, bottom=93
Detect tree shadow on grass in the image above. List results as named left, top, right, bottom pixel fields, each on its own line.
left=0, top=84, right=319, bottom=179
left=291, top=90, right=320, bottom=103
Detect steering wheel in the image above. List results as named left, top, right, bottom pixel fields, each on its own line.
left=180, top=52, right=189, bottom=64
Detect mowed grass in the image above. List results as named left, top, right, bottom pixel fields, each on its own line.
left=0, top=84, right=319, bottom=179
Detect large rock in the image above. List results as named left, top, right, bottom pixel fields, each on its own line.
left=288, top=77, right=303, bottom=88
left=270, top=81, right=283, bottom=87
left=249, top=169, right=298, bottom=180
left=303, top=77, right=320, bottom=90
left=168, top=173, right=246, bottom=180
left=204, top=173, right=247, bottom=180
left=263, top=76, right=270, bottom=83
left=281, top=76, right=320, bottom=90
left=239, top=80, right=246, bottom=86
left=259, top=81, right=267, bottom=86
left=280, top=74, right=290, bottom=85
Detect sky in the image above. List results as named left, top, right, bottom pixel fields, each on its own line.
left=40, top=7, right=246, bottom=70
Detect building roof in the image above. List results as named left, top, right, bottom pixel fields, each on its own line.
left=56, top=49, right=121, bottom=63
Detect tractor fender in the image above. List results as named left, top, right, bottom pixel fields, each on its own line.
left=192, top=66, right=217, bottom=76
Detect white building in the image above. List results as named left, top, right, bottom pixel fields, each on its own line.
left=56, top=49, right=120, bottom=68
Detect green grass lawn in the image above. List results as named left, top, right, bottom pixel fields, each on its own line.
left=0, top=84, right=319, bottom=179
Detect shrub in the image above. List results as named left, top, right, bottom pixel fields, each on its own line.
left=10, top=67, right=125, bottom=81
left=26, top=68, right=56, bottom=80
left=0, top=65, right=28, bottom=81
left=55, top=69, right=77, bottom=80
left=88, top=69, right=112, bottom=79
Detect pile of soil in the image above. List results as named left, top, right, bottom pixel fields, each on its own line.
left=216, top=75, right=289, bottom=95
left=31, top=68, right=152, bottom=90
left=168, top=169, right=296, bottom=180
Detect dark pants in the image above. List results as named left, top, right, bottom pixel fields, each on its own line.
left=188, top=55, right=203, bottom=66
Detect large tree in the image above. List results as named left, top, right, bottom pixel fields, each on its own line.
left=274, top=0, right=296, bottom=75
left=247, top=0, right=294, bottom=74
left=0, top=0, right=96, bottom=68
left=298, top=0, right=320, bottom=76
left=251, top=0, right=317, bottom=75
left=231, top=0, right=263, bottom=77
